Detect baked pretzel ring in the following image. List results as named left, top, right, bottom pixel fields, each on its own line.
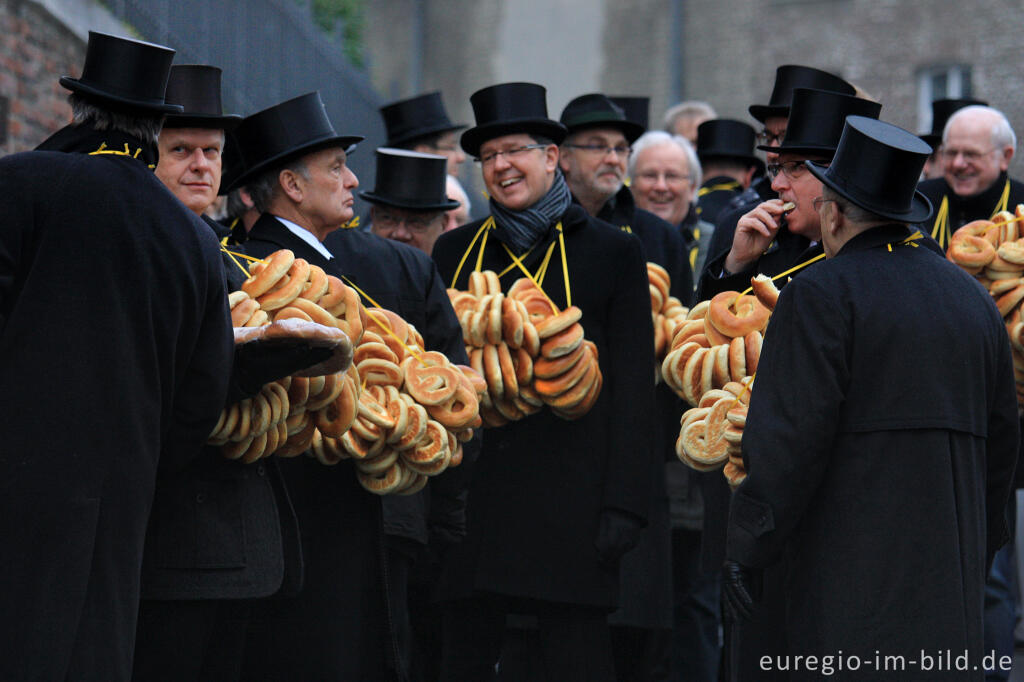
left=547, top=360, right=597, bottom=410
left=231, top=297, right=260, bottom=327
left=536, top=305, right=583, bottom=339
left=315, top=377, right=359, bottom=438
left=671, top=320, right=706, bottom=351
left=357, top=389, right=395, bottom=429
left=750, top=274, right=781, bottom=311
left=258, top=258, right=311, bottom=311
left=540, top=323, right=584, bottom=359
left=427, top=382, right=478, bottom=431
left=402, top=352, right=461, bottom=406
left=501, top=296, right=524, bottom=349
left=326, top=284, right=366, bottom=344
left=512, top=346, right=533, bottom=385
left=707, top=291, right=770, bottom=339
left=496, top=342, right=519, bottom=399
left=533, top=347, right=591, bottom=398
left=365, top=308, right=410, bottom=361
left=394, top=401, right=429, bottom=451
left=403, top=419, right=448, bottom=465
left=357, top=462, right=404, bottom=495
left=521, top=316, right=541, bottom=357
left=486, top=293, right=504, bottom=345
left=276, top=414, right=317, bottom=457
left=481, top=343, right=504, bottom=399
left=354, top=339, right=400, bottom=367
left=310, top=430, right=342, bottom=465
left=396, top=471, right=429, bottom=496
left=384, top=388, right=410, bottom=444
left=484, top=270, right=502, bottom=295
left=242, top=250, right=295, bottom=298
left=711, top=344, right=731, bottom=387
left=448, top=289, right=479, bottom=320
left=555, top=363, right=601, bottom=419
left=998, top=239, right=1024, bottom=266
left=319, top=275, right=348, bottom=311
left=723, top=461, right=747, bottom=489
left=948, top=220, right=997, bottom=268
left=283, top=296, right=337, bottom=330
left=306, top=372, right=344, bottom=412
left=702, top=317, right=732, bottom=346
left=534, top=341, right=585, bottom=380
left=222, top=433, right=255, bottom=461
left=468, top=271, right=488, bottom=298
left=300, top=264, right=330, bottom=303
left=273, top=306, right=313, bottom=323
left=996, top=284, right=1024, bottom=317
left=728, top=336, right=747, bottom=382
left=744, top=331, right=762, bottom=375
left=244, top=310, right=269, bottom=327
left=358, top=358, right=404, bottom=388
left=455, top=364, right=488, bottom=397
left=649, top=284, right=665, bottom=316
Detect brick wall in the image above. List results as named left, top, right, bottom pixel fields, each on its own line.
left=0, top=0, right=85, bottom=154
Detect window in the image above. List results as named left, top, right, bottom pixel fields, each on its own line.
left=917, top=64, right=973, bottom=134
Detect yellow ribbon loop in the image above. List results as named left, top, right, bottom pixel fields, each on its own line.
left=933, top=179, right=1012, bottom=249
left=697, top=181, right=741, bottom=198
left=557, top=224, right=572, bottom=308
left=342, top=216, right=360, bottom=229
left=450, top=217, right=494, bottom=288
left=340, top=275, right=425, bottom=364
left=220, top=244, right=252, bottom=278
left=730, top=373, right=755, bottom=408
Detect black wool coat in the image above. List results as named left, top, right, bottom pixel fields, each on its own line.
left=138, top=215, right=303, bottom=604
left=596, top=187, right=685, bottom=628
left=432, top=203, right=656, bottom=610
left=727, top=224, right=1019, bottom=680
left=916, top=172, right=1024, bottom=250
left=0, top=130, right=233, bottom=682
left=239, top=214, right=469, bottom=681
left=696, top=175, right=743, bottom=228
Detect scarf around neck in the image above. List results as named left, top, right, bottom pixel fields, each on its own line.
left=490, top=169, right=572, bottom=253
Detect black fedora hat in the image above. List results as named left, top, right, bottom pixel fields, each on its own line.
left=696, top=119, right=761, bottom=165
left=163, top=65, right=242, bottom=131
left=361, top=148, right=460, bottom=211
left=808, top=116, right=932, bottom=223
left=460, top=82, right=568, bottom=157
left=758, top=88, right=881, bottom=156
left=225, top=91, right=363, bottom=192
left=560, top=94, right=645, bottom=143
left=748, top=65, right=855, bottom=123
left=920, top=97, right=988, bottom=147
left=381, top=91, right=467, bottom=148
left=60, top=31, right=182, bottom=114
left=608, top=96, right=650, bottom=132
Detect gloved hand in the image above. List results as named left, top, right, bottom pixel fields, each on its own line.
left=594, top=508, right=644, bottom=567
left=722, top=559, right=760, bottom=622
left=229, top=341, right=334, bottom=403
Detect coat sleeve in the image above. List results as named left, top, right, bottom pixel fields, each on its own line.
left=601, top=234, right=657, bottom=521
left=984, top=328, right=1020, bottom=566
left=160, top=234, right=234, bottom=471
left=726, top=276, right=849, bottom=568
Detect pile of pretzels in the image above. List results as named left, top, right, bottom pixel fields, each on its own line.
left=211, top=249, right=482, bottom=495
left=664, top=274, right=780, bottom=487
left=647, top=262, right=691, bottom=363
left=676, top=378, right=752, bottom=489
left=947, top=207, right=1024, bottom=406
left=447, top=270, right=602, bottom=427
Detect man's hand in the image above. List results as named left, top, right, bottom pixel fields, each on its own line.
left=722, top=559, right=760, bottom=622
left=724, top=199, right=789, bottom=274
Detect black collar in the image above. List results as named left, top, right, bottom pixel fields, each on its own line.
left=834, top=223, right=923, bottom=258
left=35, top=121, right=159, bottom=169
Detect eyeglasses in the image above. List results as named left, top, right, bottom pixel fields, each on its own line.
left=812, top=196, right=837, bottom=213
left=373, top=211, right=443, bottom=232
left=766, top=160, right=819, bottom=181
left=756, top=129, right=787, bottom=146
left=634, top=170, right=691, bottom=185
left=475, top=144, right=548, bottom=166
left=940, top=147, right=996, bottom=163
left=564, top=143, right=632, bottom=157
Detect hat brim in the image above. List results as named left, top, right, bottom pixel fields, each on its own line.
left=756, top=143, right=836, bottom=156
left=919, top=134, right=941, bottom=149
left=461, top=119, right=568, bottom=157
left=563, top=118, right=645, bottom=144
left=748, top=104, right=789, bottom=124
left=698, top=150, right=763, bottom=167
left=806, top=160, right=933, bottom=224
left=360, top=191, right=460, bottom=212
left=60, top=76, right=184, bottom=114
left=386, top=122, right=468, bottom=148
left=163, top=112, right=243, bottom=131
left=225, top=134, right=364, bottom=193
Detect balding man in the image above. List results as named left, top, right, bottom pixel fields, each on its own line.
left=917, top=105, right=1024, bottom=250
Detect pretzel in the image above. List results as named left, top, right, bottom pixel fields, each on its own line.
left=948, top=220, right=997, bottom=269
left=306, top=372, right=344, bottom=411
left=230, top=296, right=260, bottom=327
left=393, top=400, right=429, bottom=450
left=315, top=376, right=359, bottom=438
left=501, top=296, right=525, bottom=349
left=242, top=250, right=294, bottom=298
left=258, top=258, right=310, bottom=311
left=750, top=274, right=781, bottom=311
left=402, top=352, right=461, bottom=406
left=403, top=419, right=449, bottom=467
left=277, top=414, right=318, bottom=457
left=300, top=264, right=330, bottom=303
left=535, top=305, right=583, bottom=339
left=540, top=323, right=584, bottom=359
left=707, top=291, right=770, bottom=339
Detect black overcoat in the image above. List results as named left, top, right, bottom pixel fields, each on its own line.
left=0, top=133, right=232, bottom=681
left=239, top=214, right=468, bottom=680
left=916, top=172, right=1024, bottom=250
left=696, top=175, right=742, bottom=228
left=431, top=203, right=656, bottom=610
left=727, top=224, right=1019, bottom=680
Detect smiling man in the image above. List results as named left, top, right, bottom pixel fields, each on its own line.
left=431, top=81, right=656, bottom=682
left=917, top=105, right=1024, bottom=250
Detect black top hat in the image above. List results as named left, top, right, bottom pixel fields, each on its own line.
left=225, top=91, right=363, bottom=192
left=381, top=91, right=467, bottom=147
left=559, top=94, right=645, bottom=144
left=696, top=119, right=761, bottom=166
left=758, top=88, right=881, bottom=157
left=920, top=97, right=988, bottom=147
left=163, top=65, right=242, bottom=130
left=460, top=82, right=568, bottom=157
left=807, top=116, right=932, bottom=223
left=748, top=65, right=855, bottom=123
left=60, top=31, right=182, bottom=114
left=361, top=148, right=460, bottom=211
left=608, top=96, right=650, bottom=132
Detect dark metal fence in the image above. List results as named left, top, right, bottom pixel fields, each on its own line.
left=103, top=0, right=384, bottom=186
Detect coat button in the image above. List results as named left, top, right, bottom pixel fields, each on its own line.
left=256, top=464, right=266, bottom=477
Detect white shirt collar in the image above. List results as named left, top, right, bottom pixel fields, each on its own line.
left=274, top=216, right=334, bottom=261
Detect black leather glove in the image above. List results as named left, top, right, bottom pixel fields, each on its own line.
left=229, top=342, right=334, bottom=403
left=594, top=508, right=644, bottom=567
left=722, top=559, right=760, bottom=623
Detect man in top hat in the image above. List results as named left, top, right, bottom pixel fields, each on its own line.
left=366, top=147, right=461, bottom=255
left=559, top=91, right=688, bottom=680
left=920, top=98, right=988, bottom=180
left=132, top=63, right=302, bottom=682
left=431, top=81, right=656, bottom=681
left=609, top=95, right=650, bottom=132
left=724, top=116, right=1018, bottom=680
left=695, top=119, right=763, bottom=226
left=225, top=91, right=470, bottom=682
left=700, top=64, right=855, bottom=285
left=916, top=104, right=1024, bottom=251
left=381, top=91, right=468, bottom=177
left=0, top=32, right=234, bottom=681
